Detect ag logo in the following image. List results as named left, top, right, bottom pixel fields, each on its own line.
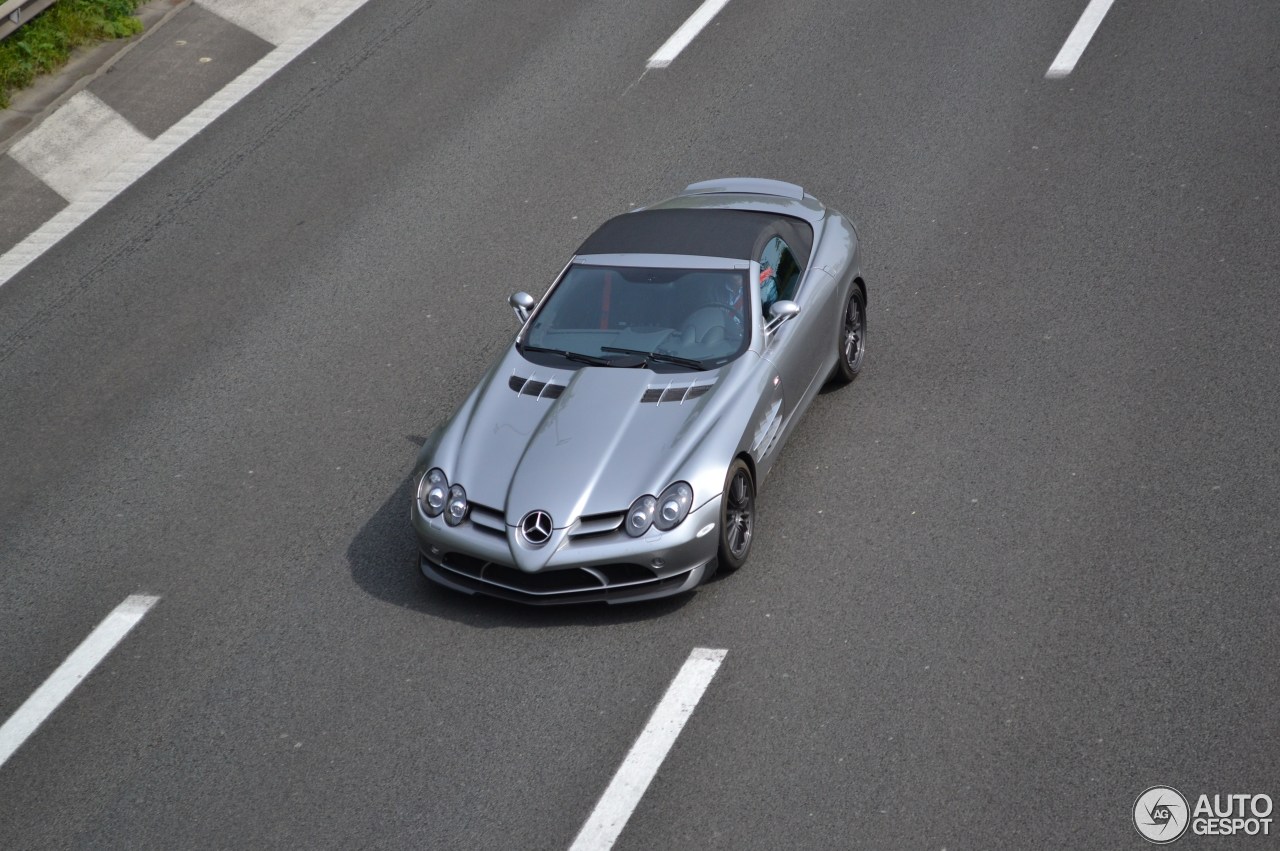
left=1135, top=786, right=1190, bottom=844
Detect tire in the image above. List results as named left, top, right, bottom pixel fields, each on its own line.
left=714, top=459, right=755, bottom=575
left=831, top=285, right=866, bottom=385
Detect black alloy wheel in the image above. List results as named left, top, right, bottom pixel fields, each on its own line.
left=715, top=458, right=755, bottom=574
left=833, top=286, right=866, bottom=384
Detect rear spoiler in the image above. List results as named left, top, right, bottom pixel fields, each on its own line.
left=680, top=177, right=805, bottom=201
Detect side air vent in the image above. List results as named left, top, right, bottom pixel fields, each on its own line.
left=509, top=375, right=565, bottom=399
left=685, top=385, right=711, bottom=400
left=640, top=384, right=712, bottom=404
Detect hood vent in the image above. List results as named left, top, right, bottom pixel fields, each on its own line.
left=509, top=375, right=565, bottom=400
left=640, top=383, right=712, bottom=405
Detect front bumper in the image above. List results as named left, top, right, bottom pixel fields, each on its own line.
left=412, top=494, right=721, bottom=605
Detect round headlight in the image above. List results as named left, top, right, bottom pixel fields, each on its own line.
left=625, top=495, right=657, bottom=537
left=419, top=468, right=448, bottom=517
left=445, top=484, right=468, bottom=526
left=654, top=482, right=693, bottom=531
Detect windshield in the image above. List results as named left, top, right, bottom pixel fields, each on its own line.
left=521, top=264, right=750, bottom=371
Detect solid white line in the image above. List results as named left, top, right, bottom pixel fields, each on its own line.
left=0, top=594, right=158, bottom=770
left=569, top=647, right=727, bottom=851
left=647, top=0, right=733, bottom=69
left=0, top=0, right=372, bottom=290
left=1046, top=0, right=1117, bottom=78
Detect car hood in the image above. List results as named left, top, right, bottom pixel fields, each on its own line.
left=439, top=349, right=737, bottom=527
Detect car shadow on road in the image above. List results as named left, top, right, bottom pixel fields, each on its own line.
left=346, top=475, right=693, bottom=628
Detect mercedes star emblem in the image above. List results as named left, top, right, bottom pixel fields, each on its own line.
left=520, top=510, right=553, bottom=545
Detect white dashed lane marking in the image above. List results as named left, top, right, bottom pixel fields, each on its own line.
left=569, top=647, right=728, bottom=851
left=1046, top=0, right=1117, bottom=78
left=647, top=0, right=734, bottom=69
left=0, top=595, right=159, bottom=771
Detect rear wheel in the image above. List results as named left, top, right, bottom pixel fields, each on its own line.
left=832, top=286, right=866, bottom=384
left=715, top=459, right=755, bottom=575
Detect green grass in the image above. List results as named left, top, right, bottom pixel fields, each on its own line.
left=0, top=0, right=142, bottom=109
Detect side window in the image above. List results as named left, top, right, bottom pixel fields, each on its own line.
left=757, top=236, right=801, bottom=309
left=775, top=245, right=801, bottom=301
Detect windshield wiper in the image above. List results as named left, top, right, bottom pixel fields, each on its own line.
left=521, top=344, right=613, bottom=366
left=600, top=346, right=708, bottom=370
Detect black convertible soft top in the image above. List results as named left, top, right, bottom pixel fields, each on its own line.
left=576, top=208, right=814, bottom=269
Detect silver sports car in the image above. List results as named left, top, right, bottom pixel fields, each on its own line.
left=411, top=178, right=866, bottom=604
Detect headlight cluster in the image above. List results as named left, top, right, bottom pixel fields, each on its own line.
left=419, top=468, right=468, bottom=527
left=625, top=482, right=693, bottom=537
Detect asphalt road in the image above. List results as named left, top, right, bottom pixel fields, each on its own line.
left=2, top=0, right=1278, bottom=848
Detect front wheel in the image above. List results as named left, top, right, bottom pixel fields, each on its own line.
left=714, top=459, right=755, bottom=575
left=831, top=286, right=866, bottom=385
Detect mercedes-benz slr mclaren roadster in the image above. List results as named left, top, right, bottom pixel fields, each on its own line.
left=411, top=178, right=867, bottom=604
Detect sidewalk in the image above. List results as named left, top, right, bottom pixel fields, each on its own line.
left=0, top=0, right=346, bottom=258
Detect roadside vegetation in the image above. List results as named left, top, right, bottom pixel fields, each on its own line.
left=0, top=0, right=142, bottom=109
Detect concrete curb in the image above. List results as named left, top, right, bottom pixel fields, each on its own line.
left=0, top=0, right=192, bottom=156
left=0, top=0, right=372, bottom=285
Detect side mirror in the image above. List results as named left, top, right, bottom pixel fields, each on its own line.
left=509, top=291, right=536, bottom=323
left=765, top=300, right=800, bottom=332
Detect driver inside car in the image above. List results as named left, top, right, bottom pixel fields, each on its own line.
left=757, top=236, right=787, bottom=313
left=675, top=276, right=745, bottom=349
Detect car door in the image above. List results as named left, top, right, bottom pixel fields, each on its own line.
left=759, top=236, right=836, bottom=420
